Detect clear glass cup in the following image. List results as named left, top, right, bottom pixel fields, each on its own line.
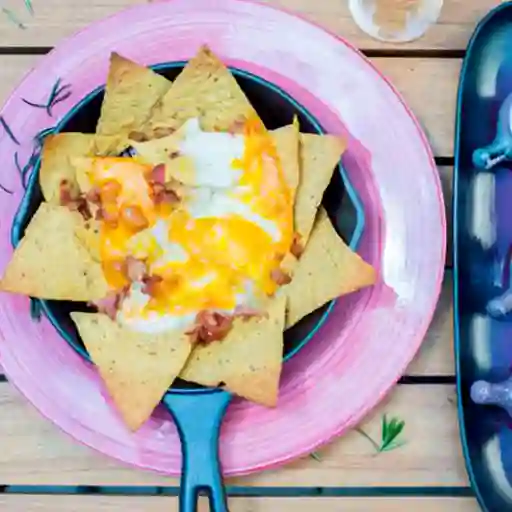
left=348, top=0, right=444, bottom=43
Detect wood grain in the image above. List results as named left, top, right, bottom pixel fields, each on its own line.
left=0, top=496, right=480, bottom=512
left=0, top=0, right=143, bottom=47
left=0, top=0, right=505, bottom=51
left=0, top=382, right=464, bottom=486
left=262, top=0, right=504, bottom=51
left=372, top=59, right=460, bottom=157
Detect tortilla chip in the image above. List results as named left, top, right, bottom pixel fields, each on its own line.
left=144, top=45, right=259, bottom=135
left=50, top=152, right=102, bottom=262
left=75, top=218, right=101, bottom=262
left=180, top=294, right=287, bottom=407
left=131, top=123, right=299, bottom=192
left=285, top=209, right=376, bottom=327
left=272, top=124, right=300, bottom=197
left=72, top=157, right=97, bottom=194
left=130, top=132, right=195, bottom=185
left=39, top=133, right=124, bottom=203
left=71, top=312, right=192, bottom=431
left=93, top=134, right=129, bottom=156
left=0, top=203, right=108, bottom=301
left=295, top=133, right=346, bottom=244
left=96, top=52, right=171, bottom=138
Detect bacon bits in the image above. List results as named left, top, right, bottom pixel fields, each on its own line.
left=186, top=310, right=234, bottom=344
left=150, top=164, right=166, bottom=185
left=85, top=186, right=101, bottom=205
left=99, top=180, right=121, bottom=202
left=147, top=165, right=181, bottom=207
left=290, top=233, right=304, bottom=258
left=119, top=205, right=149, bottom=230
left=89, top=287, right=128, bottom=321
left=60, top=179, right=123, bottom=224
left=59, top=180, right=91, bottom=220
left=152, top=184, right=180, bottom=206
left=76, top=200, right=92, bottom=220
left=58, top=180, right=75, bottom=205
left=270, top=268, right=292, bottom=286
left=141, top=274, right=163, bottom=296
left=95, top=206, right=118, bottom=227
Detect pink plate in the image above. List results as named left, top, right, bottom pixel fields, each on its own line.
left=0, top=0, right=445, bottom=476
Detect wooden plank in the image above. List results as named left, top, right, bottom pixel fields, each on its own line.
left=0, top=0, right=143, bottom=47
left=263, top=0, right=504, bottom=51
left=0, top=383, right=465, bottom=486
left=0, top=56, right=459, bottom=159
left=372, top=59, right=460, bottom=158
left=0, top=0, right=505, bottom=51
left=0, top=496, right=480, bottom=512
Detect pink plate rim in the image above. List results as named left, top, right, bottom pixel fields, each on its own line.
left=0, top=0, right=445, bottom=477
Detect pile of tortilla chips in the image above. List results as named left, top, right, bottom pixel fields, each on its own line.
left=0, top=46, right=377, bottom=431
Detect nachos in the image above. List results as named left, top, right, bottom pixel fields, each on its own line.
left=0, top=46, right=377, bottom=430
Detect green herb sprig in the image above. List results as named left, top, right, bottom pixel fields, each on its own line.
left=2, top=7, right=25, bottom=29
left=2, top=0, right=34, bottom=29
left=356, top=414, right=406, bottom=454
left=24, top=0, right=33, bottom=15
left=309, top=451, right=322, bottom=462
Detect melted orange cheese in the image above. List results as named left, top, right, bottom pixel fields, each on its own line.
left=87, top=121, right=294, bottom=319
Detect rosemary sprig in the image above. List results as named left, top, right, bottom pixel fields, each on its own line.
left=357, top=414, right=406, bottom=454
left=309, top=451, right=322, bottom=462
left=2, top=7, right=25, bottom=29
left=24, top=0, right=34, bottom=15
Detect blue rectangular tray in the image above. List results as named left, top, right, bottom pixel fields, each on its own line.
left=454, top=3, right=512, bottom=511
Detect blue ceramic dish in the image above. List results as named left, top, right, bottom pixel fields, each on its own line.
left=454, top=3, right=512, bottom=511
left=11, top=63, right=365, bottom=512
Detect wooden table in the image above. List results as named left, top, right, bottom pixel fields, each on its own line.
left=0, top=0, right=501, bottom=510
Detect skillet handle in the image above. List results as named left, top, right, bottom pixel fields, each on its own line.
left=162, top=391, right=232, bottom=512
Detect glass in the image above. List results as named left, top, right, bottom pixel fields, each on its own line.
left=348, top=0, right=444, bottom=43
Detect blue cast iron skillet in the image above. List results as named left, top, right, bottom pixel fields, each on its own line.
left=11, top=63, right=365, bottom=512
